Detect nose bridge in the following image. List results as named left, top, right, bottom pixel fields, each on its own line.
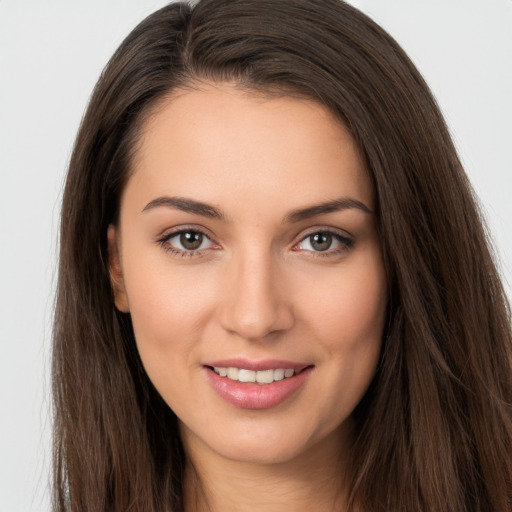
left=219, top=243, right=293, bottom=340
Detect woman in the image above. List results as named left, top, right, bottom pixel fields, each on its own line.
left=52, top=0, right=512, bottom=511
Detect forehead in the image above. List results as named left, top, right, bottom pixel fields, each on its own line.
left=122, top=83, right=373, bottom=216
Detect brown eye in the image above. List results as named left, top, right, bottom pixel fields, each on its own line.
left=180, top=231, right=204, bottom=250
left=309, top=233, right=333, bottom=251
left=294, top=230, right=353, bottom=256
left=160, top=229, right=214, bottom=254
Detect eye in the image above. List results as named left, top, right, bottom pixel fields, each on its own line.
left=302, top=232, right=336, bottom=252
left=294, top=230, right=353, bottom=255
left=172, top=231, right=209, bottom=250
left=158, top=228, right=216, bottom=256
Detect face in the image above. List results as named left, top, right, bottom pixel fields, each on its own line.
left=109, top=84, right=387, bottom=465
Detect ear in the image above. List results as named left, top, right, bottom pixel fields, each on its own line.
left=107, top=225, right=130, bottom=313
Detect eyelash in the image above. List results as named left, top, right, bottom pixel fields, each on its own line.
left=157, top=227, right=215, bottom=258
left=292, top=230, right=354, bottom=258
left=156, top=227, right=354, bottom=259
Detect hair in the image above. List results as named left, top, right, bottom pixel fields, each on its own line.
left=52, top=0, right=512, bottom=511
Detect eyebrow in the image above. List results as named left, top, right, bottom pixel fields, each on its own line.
left=141, top=195, right=372, bottom=222
left=284, top=197, right=373, bottom=223
left=142, top=196, right=224, bottom=219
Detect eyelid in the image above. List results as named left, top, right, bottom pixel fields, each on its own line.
left=292, top=226, right=355, bottom=255
left=156, top=225, right=220, bottom=256
left=293, top=225, right=354, bottom=244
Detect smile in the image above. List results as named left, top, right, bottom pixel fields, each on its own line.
left=204, top=361, right=314, bottom=409
left=212, top=367, right=295, bottom=384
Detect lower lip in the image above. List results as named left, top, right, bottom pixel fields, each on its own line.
left=205, top=367, right=313, bottom=409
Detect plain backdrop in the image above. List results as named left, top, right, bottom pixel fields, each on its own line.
left=0, top=1, right=511, bottom=510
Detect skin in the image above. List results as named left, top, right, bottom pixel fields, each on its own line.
left=109, top=83, right=387, bottom=511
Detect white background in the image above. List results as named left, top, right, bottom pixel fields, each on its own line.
left=0, top=1, right=511, bottom=510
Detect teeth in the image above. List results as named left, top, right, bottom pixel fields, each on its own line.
left=256, top=369, right=274, bottom=384
left=213, top=366, right=296, bottom=383
left=274, top=368, right=285, bottom=381
left=227, top=367, right=239, bottom=380
left=238, top=369, right=256, bottom=383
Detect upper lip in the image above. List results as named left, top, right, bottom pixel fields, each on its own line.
left=204, top=358, right=312, bottom=373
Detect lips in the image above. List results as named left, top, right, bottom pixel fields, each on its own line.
left=204, top=359, right=313, bottom=409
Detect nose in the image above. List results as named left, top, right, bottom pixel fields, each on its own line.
left=218, top=249, right=295, bottom=341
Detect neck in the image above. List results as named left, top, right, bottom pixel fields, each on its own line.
left=182, top=425, right=353, bottom=512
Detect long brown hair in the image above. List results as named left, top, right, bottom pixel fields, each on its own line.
left=53, top=1, right=512, bottom=510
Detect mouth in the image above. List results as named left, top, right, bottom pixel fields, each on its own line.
left=204, top=360, right=314, bottom=409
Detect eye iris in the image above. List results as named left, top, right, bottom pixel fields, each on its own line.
left=311, top=233, right=332, bottom=251
left=180, top=231, right=203, bottom=250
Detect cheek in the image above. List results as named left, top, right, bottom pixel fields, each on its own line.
left=120, top=252, right=218, bottom=367
left=333, top=275, right=385, bottom=346
left=305, top=253, right=387, bottom=351
left=122, top=266, right=217, bottom=413
left=306, top=251, right=386, bottom=408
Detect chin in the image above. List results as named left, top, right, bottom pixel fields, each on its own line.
left=219, top=439, right=307, bottom=465
left=180, top=415, right=345, bottom=467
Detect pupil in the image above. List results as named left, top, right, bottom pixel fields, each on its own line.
left=180, top=232, right=203, bottom=250
left=311, top=233, right=332, bottom=251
